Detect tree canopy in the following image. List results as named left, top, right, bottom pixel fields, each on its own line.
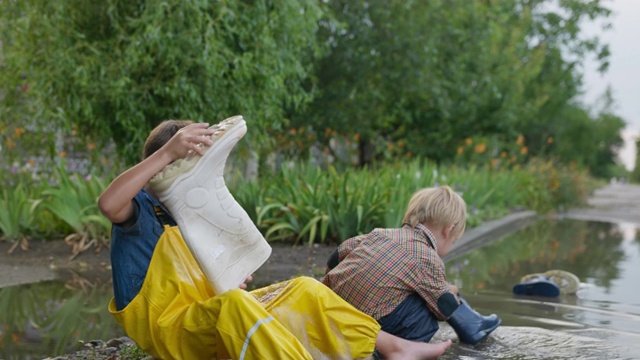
left=0, top=0, right=627, bottom=177
left=295, top=0, right=619, bottom=168
left=1, top=0, right=327, bottom=163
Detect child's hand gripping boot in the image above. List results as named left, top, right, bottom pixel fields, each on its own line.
left=149, top=115, right=272, bottom=294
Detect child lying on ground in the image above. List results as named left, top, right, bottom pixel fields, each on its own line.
left=99, top=117, right=452, bottom=359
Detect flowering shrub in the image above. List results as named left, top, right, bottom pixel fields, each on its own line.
left=453, top=134, right=535, bottom=170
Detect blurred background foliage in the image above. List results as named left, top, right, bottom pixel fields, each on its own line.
left=0, top=0, right=630, bottom=249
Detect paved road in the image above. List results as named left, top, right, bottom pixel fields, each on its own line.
left=562, top=182, right=640, bottom=226
left=446, top=182, right=640, bottom=261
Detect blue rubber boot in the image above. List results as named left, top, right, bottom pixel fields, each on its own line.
left=512, top=276, right=560, bottom=297
left=448, top=300, right=501, bottom=345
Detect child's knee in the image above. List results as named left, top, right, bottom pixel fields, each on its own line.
left=215, top=289, right=258, bottom=311
left=293, top=276, right=328, bottom=296
left=219, top=288, right=252, bottom=302
left=293, top=276, right=321, bottom=288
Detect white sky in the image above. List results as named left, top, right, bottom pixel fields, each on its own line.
left=581, top=0, right=640, bottom=171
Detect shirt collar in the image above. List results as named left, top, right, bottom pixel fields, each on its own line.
left=414, top=223, right=438, bottom=253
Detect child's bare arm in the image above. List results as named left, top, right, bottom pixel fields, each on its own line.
left=98, top=123, right=215, bottom=224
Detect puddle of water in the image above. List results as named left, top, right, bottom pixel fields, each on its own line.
left=0, top=279, right=122, bottom=359
left=2, top=218, right=639, bottom=359
left=443, top=218, right=640, bottom=359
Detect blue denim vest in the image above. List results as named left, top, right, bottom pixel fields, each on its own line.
left=110, top=189, right=176, bottom=310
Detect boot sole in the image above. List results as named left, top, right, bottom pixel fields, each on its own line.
left=544, top=269, right=580, bottom=295
left=149, top=115, right=246, bottom=192
left=470, top=318, right=501, bottom=345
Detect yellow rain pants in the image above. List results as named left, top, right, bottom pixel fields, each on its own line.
left=108, top=225, right=380, bottom=360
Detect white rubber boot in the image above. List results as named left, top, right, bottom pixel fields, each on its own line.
left=149, top=115, right=272, bottom=294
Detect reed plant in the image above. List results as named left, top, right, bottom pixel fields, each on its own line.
left=38, top=166, right=111, bottom=259
left=0, top=156, right=596, bottom=251
left=231, top=158, right=596, bottom=245
left=0, top=182, right=41, bottom=253
left=376, top=160, right=438, bottom=228
left=254, top=164, right=331, bottom=245
left=324, top=166, right=387, bottom=241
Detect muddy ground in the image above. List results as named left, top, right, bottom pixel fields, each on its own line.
left=0, top=238, right=338, bottom=290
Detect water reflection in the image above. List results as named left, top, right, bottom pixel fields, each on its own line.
left=444, top=219, right=640, bottom=359
left=0, top=273, right=122, bottom=359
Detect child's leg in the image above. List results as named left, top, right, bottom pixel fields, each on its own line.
left=254, top=277, right=381, bottom=359
left=252, top=277, right=451, bottom=359
left=206, top=289, right=313, bottom=360
left=171, top=289, right=312, bottom=360
left=377, top=293, right=439, bottom=342
left=375, top=331, right=451, bottom=360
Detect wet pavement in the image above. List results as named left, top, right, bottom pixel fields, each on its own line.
left=562, top=182, right=640, bottom=225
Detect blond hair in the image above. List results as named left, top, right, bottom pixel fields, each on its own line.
left=402, top=186, right=467, bottom=240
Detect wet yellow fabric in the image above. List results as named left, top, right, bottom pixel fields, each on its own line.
left=253, top=277, right=379, bottom=359
left=108, top=225, right=379, bottom=360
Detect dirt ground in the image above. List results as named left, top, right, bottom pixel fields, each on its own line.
left=0, top=236, right=338, bottom=289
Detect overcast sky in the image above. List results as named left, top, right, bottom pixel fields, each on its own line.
left=581, top=0, right=639, bottom=170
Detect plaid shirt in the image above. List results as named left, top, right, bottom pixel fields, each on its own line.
left=322, top=223, right=451, bottom=320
